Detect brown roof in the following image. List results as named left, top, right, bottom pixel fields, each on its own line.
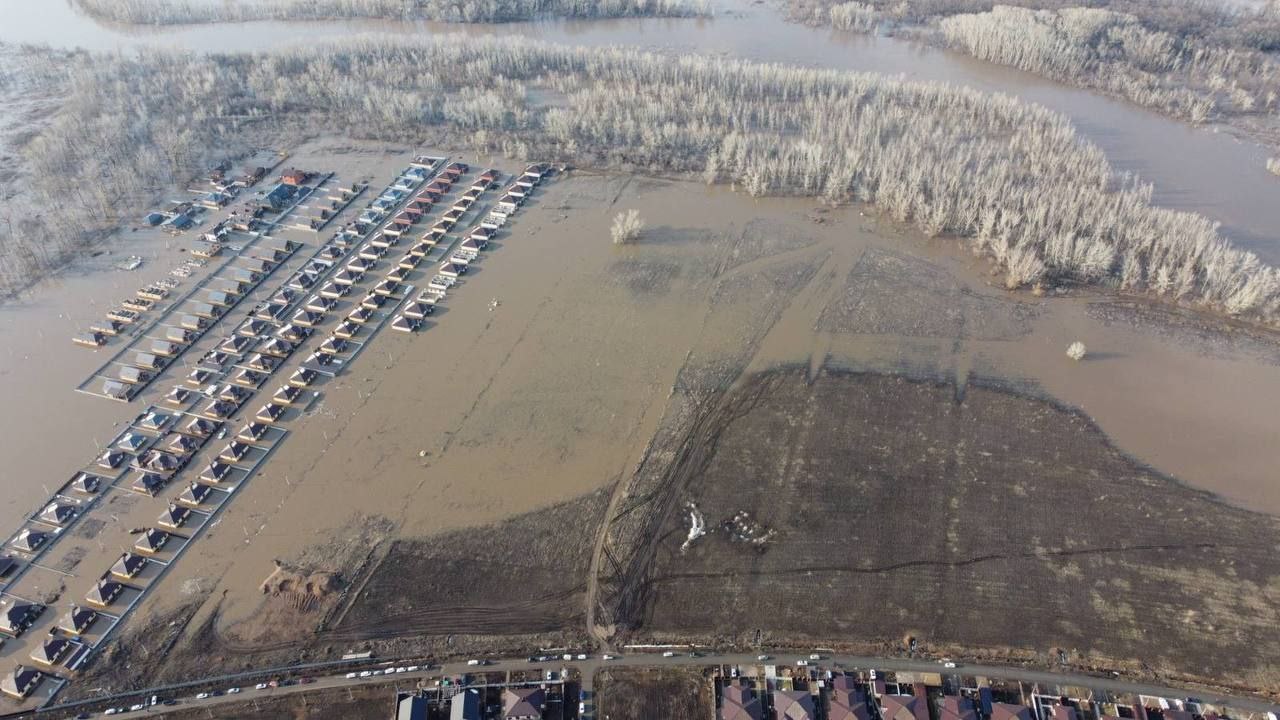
left=829, top=677, right=870, bottom=720
left=941, top=697, right=977, bottom=720
left=879, top=695, right=928, bottom=720
left=502, top=687, right=544, bottom=719
left=773, top=689, right=816, bottom=720
left=992, top=704, right=1035, bottom=720
left=722, top=681, right=763, bottom=720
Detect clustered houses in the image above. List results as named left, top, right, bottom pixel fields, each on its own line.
left=1, top=154, right=552, bottom=707
left=717, top=669, right=1227, bottom=720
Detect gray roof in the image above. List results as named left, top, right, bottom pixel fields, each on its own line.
left=451, top=689, right=481, bottom=720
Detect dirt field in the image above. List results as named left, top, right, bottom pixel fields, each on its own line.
left=610, top=368, right=1280, bottom=690
left=594, top=666, right=714, bottom=720
left=159, top=684, right=393, bottom=720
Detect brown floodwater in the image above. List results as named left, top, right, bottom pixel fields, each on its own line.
left=0, top=0, right=1277, bottom=262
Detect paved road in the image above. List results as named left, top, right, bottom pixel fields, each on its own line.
left=75, top=649, right=1280, bottom=719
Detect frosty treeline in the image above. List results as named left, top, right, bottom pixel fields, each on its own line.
left=11, top=37, right=1280, bottom=321
left=792, top=0, right=1280, bottom=128
left=938, top=5, right=1279, bottom=124
left=73, top=0, right=708, bottom=24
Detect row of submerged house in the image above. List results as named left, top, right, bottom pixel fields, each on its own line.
left=2, top=155, right=549, bottom=705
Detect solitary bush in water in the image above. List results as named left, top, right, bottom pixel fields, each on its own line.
left=611, top=210, right=645, bottom=245
left=1066, top=341, right=1087, bottom=361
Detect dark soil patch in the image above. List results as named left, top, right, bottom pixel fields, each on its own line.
left=595, top=666, right=713, bottom=720
left=618, top=367, right=1280, bottom=691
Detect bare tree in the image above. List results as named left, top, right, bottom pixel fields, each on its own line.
left=611, top=209, right=646, bottom=245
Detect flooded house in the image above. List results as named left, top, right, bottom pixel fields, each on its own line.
left=134, top=529, right=171, bottom=555
left=346, top=307, right=374, bottom=324
left=190, top=302, right=221, bottom=319
left=333, top=269, right=362, bottom=286
left=134, top=449, right=182, bottom=475
left=384, top=266, right=409, bottom=283
left=199, top=462, right=232, bottom=485
left=305, top=295, right=334, bottom=313
left=0, top=666, right=42, bottom=699
left=179, top=482, right=213, bottom=507
left=438, top=262, right=467, bottom=278
left=97, top=449, right=128, bottom=470
left=73, top=331, right=107, bottom=348
left=131, top=472, right=167, bottom=496
left=166, top=327, right=196, bottom=344
left=292, top=310, right=325, bottom=328
left=239, top=319, right=269, bottom=338
left=333, top=321, right=361, bottom=340
left=373, top=279, right=400, bottom=297
left=237, top=422, right=269, bottom=444
left=69, top=473, right=101, bottom=495
left=232, top=367, right=265, bottom=387
left=402, top=302, right=433, bottom=320
left=115, top=427, right=149, bottom=450
left=255, top=403, right=286, bottom=423
left=289, top=367, right=318, bottom=388
left=38, top=502, right=77, bottom=527
left=360, top=292, right=387, bottom=310
left=89, top=319, right=125, bottom=336
left=319, top=281, right=350, bottom=299
left=31, top=637, right=72, bottom=667
left=150, top=339, right=182, bottom=358
left=219, top=441, right=251, bottom=463
left=164, top=386, right=192, bottom=406
left=272, top=385, right=303, bottom=405
left=398, top=252, right=422, bottom=270
left=139, top=410, right=173, bottom=431
left=179, top=314, right=209, bottom=331
left=259, top=337, right=296, bottom=358
left=185, top=367, right=215, bottom=387
left=12, top=529, right=50, bottom=553
left=245, top=353, right=278, bottom=372
left=111, top=552, right=147, bottom=580
left=159, top=503, right=191, bottom=530
left=182, top=417, right=220, bottom=439
left=219, top=335, right=254, bottom=355
left=207, top=290, right=235, bottom=307
left=117, top=366, right=152, bottom=385
left=86, top=577, right=125, bottom=608
left=317, top=337, right=348, bottom=355
left=391, top=314, right=420, bottom=333
left=217, top=384, right=253, bottom=404
left=59, top=605, right=98, bottom=636
left=165, top=433, right=202, bottom=457
left=0, top=601, right=44, bottom=637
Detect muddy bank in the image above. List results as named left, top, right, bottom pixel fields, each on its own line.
left=617, top=367, right=1280, bottom=692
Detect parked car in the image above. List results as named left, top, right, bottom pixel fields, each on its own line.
left=809, top=654, right=821, bottom=660
left=346, top=672, right=358, bottom=679
left=757, top=654, right=771, bottom=661
left=227, top=687, right=241, bottom=694
left=796, top=660, right=809, bottom=667
left=602, top=654, right=615, bottom=661
left=407, top=666, right=420, bottom=672
left=359, top=671, right=371, bottom=678
left=467, top=659, right=481, bottom=666
left=662, top=651, right=676, bottom=657
left=195, top=693, right=210, bottom=700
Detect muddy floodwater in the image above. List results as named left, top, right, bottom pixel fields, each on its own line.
left=1, top=0, right=1278, bottom=263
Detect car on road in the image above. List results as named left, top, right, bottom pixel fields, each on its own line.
left=809, top=654, right=821, bottom=660
left=580, top=702, right=587, bottom=713
left=757, top=654, right=770, bottom=661
left=395, top=667, right=407, bottom=673
left=196, top=692, right=210, bottom=700
left=943, top=662, right=957, bottom=669
left=467, top=659, right=482, bottom=666
left=796, top=660, right=809, bottom=667
left=407, top=666, right=420, bottom=672
left=104, top=710, right=120, bottom=716
left=602, top=654, right=615, bottom=660
left=75, top=714, right=91, bottom=719
left=300, top=677, right=316, bottom=684
left=255, top=683, right=270, bottom=690
left=163, top=699, right=178, bottom=706
left=346, top=672, right=358, bottom=679
left=563, top=654, right=573, bottom=661
left=227, top=687, right=241, bottom=694
left=662, top=651, right=676, bottom=657
left=371, top=670, right=384, bottom=676
left=577, top=653, right=588, bottom=660
left=359, top=671, right=371, bottom=678
left=130, top=704, right=145, bottom=712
